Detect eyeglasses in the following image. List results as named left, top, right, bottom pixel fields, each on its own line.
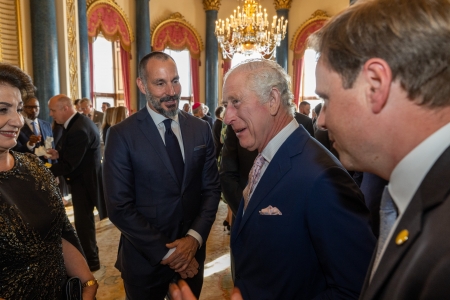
left=24, top=106, right=40, bottom=110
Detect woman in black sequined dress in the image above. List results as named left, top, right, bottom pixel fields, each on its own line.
left=0, top=63, right=97, bottom=299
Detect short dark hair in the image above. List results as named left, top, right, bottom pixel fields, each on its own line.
left=74, top=99, right=81, bottom=105
left=102, top=102, right=111, bottom=108
left=215, top=106, right=224, bottom=118
left=299, top=101, right=310, bottom=107
left=138, top=52, right=175, bottom=80
left=23, top=94, right=38, bottom=105
left=314, top=103, right=322, bottom=116
left=0, top=63, right=35, bottom=99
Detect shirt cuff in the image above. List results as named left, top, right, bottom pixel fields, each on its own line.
left=162, top=247, right=176, bottom=260
left=27, top=141, right=35, bottom=151
left=187, top=229, right=203, bottom=248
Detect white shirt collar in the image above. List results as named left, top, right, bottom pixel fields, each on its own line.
left=64, top=112, right=78, bottom=129
left=24, top=117, right=37, bottom=126
left=389, top=122, right=450, bottom=215
left=146, top=103, right=179, bottom=126
left=261, top=118, right=299, bottom=162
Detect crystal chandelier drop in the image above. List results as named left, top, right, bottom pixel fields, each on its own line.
left=215, top=0, right=288, bottom=59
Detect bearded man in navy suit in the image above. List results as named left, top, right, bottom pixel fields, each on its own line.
left=222, top=59, right=376, bottom=299
left=103, top=52, right=220, bottom=300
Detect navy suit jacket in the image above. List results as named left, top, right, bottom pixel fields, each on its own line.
left=13, top=118, right=53, bottom=153
left=231, top=126, right=376, bottom=299
left=361, top=146, right=450, bottom=299
left=102, top=108, right=221, bottom=287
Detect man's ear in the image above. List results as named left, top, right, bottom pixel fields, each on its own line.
left=363, top=58, right=392, bottom=114
left=136, top=77, right=147, bottom=95
left=268, top=87, right=281, bottom=116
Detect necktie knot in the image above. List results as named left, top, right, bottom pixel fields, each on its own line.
left=163, top=119, right=174, bottom=136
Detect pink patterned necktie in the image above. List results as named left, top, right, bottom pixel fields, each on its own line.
left=243, top=153, right=265, bottom=211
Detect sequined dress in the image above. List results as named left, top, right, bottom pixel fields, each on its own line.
left=0, top=151, right=82, bottom=299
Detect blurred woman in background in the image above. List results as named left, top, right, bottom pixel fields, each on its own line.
left=102, top=106, right=116, bottom=143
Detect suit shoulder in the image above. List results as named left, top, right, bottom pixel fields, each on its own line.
left=287, top=127, right=344, bottom=170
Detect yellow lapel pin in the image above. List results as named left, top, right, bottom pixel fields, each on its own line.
left=396, top=229, right=409, bottom=245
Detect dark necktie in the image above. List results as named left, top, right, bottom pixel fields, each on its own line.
left=163, top=119, right=184, bottom=185
left=370, top=186, right=398, bottom=281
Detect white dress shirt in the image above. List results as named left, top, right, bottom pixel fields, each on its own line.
left=146, top=105, right=202, bottom=259
left=371, top=122, right=450, bottom=274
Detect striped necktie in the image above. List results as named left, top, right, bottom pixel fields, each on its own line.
left=243, top=153, right=265, bottom=211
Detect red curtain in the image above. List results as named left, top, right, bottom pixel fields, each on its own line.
left=293, top=58, right=304, bottom=106
left=120, top=46, right=131, bottom=109
left=190, top=57, right=200, bottom=103
left=89, top=42, right=94, bottom=101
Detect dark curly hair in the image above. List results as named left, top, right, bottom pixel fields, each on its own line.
left=0, top=63, right=36, bottom=99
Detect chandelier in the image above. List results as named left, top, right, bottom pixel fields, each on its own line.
left=215, top=0, right=288, bottom=59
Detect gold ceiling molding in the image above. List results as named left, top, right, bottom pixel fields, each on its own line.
left=202, top=0, right=221, bottom=11
left=290, top=10, right=330, bottom=51
left=67, top=0, right=79, bottom=99
left=274, top=0, right=293, bottom=10
left=151, top=13, right=204, bottom=52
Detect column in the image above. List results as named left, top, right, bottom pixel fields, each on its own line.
left=203, top=0, right=221, bottom=113
left=30, top=0, right=60, bottom=122
left=274, top=0, right=292, bottom=72
left=135, top=0, right=151, bottom=109
left=78, top=0, right=90, bottom=98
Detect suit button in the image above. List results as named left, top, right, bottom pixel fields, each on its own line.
left=235, top=275, right=240, bottom=280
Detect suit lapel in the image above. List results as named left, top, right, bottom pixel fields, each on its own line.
left=362, top=146, right=450, bottom=300
left=234, top=128, right=305, bottom=238
left=137, top=108, right=181, bottom=188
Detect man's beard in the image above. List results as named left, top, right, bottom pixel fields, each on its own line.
left=144, top=85, right=180, bottom=118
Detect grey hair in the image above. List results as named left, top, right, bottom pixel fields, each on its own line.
left=224, top=59, right=295, bottom=116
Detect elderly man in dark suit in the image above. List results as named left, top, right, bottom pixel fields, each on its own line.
left=47, top=95, right=106, bottom=272
left=222, top=59, right=375, bottom=299
left=13, top=95, right=54, bottom=156
left=311, top=0, right=450, bottom=299
left=102, top=52, right=220, bottom=300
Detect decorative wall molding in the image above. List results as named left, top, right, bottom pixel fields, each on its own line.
left=67, top=0, right=79, bottom=99
left=290, top=10, right=330, bottom=58
left=274, top=0, right=292, bottom=10
left=151, top=13, right=203, bottom=58
left=202, top=0, right=221, bottom=11
left=0, top=0, right=23, bottom=68
left=87, top=0, right=134, bottom=52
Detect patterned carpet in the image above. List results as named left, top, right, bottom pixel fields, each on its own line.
left=66, top=201, right=233, bottom=299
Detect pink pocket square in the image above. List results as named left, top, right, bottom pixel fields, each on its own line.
left=259, top=205, right=282, bottom=215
